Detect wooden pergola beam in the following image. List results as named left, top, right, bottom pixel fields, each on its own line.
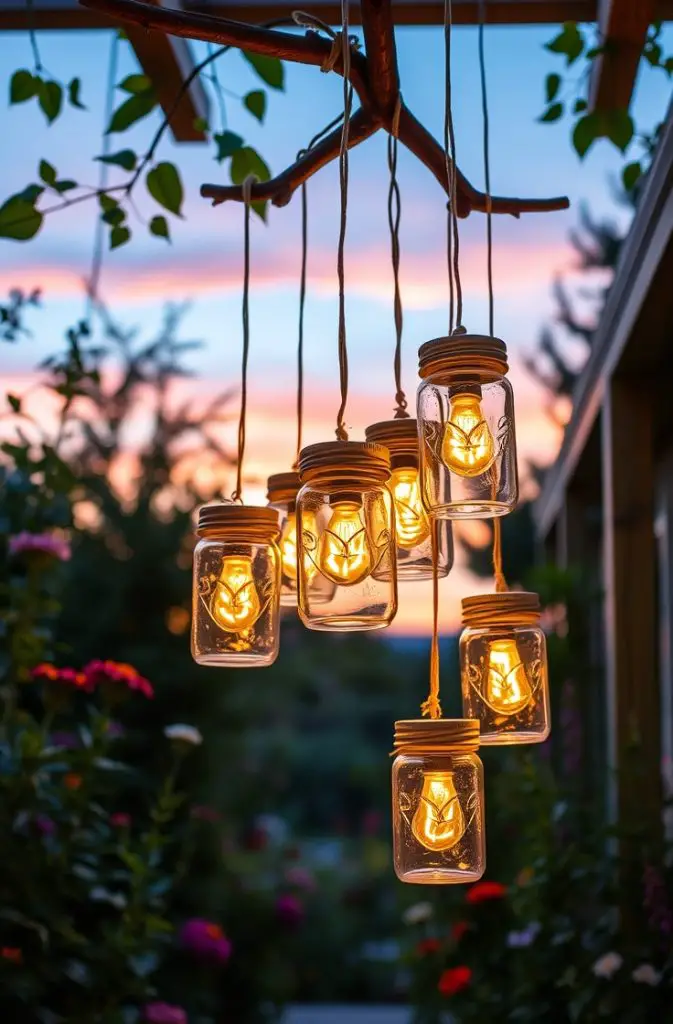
left=589, top=0, right=657, bottom=112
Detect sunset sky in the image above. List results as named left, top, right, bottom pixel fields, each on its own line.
left=1, top=20, right=672, bottom=633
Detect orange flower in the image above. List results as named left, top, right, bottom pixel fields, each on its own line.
left=452, top=920, right=469, bottom=941
left=1, top=947, right=22, bottom=964
left=416, top=938, right=442, bottom=956
left=438, top=965, right=472, bottom=996
left=205, top=923, right=224, bottom=941
left=466, top=881, right=507, bottom=904
left=64, top=773, right=83, bottom=790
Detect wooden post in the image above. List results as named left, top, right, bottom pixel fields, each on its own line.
left=601, top=375, right=661, bottom=932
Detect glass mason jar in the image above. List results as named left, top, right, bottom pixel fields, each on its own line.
left=392, top=719, right=485, bottom=884
left=267, top=471, right=334, bottom=608
left=365, top=418, right=453, bottom=581
left=460, top=592, right=550, bottom=745
left=416, top=333, right=518, bottom=519
left=191, top=503, right=281, bottom=667
left=296, top=440, right=397, bottom=630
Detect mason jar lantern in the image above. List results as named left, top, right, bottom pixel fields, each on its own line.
left=267, top=471, right=334, bottom=608
left=460, top=592, right=550, bottom=745
left=392, top=718, right=485, bottom=884
left=416, top=333, right=518, bottom=519
left=191, top=503, right=281, bottom=667
left=365, top=418, right=453, bottom=581
left=296, top=440, right=397, bottom=630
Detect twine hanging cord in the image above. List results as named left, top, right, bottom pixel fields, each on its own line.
left=421, top=519, right=442, bottom=720
left=232, top=172, right=257, bottom=503
left=388, top=95, right=407, bottom=419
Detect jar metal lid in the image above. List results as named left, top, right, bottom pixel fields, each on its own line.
left=393, top=718, right=480, bottom=754
left=418, top=333, right=508, bottom=381
left=298, top=440, right=391, bottom=487
left=266, top=471, right=301, bottom=505
left=461, top=591, right=541, bottom=628
left=365, top=418, right=419, bottom=460
left=196, top=503, right=280, bottom=542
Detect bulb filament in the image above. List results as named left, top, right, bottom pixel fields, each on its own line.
left=441, top=392, right=495, bottom=477
left=390, top=467, right=431, bottom=549
left=210, top=555, right=261, bottom=633
left=485, top=638, right=532, bottom=715
left=411, top=771, right=466, bottom=852
left=318, top=500, right=372, bottom=586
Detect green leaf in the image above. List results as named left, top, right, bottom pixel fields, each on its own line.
left=10, top=69, right=38, bottom=104
left=604, top=109, right=633, bottom=152
left=665, top=57, right=673, bottom=76
left=98, top=193, right=119, bottom=214
left=68, top=77, right=86, bottom=109
left=242, top=51, right=284, bottom=90
left=39, top=160, right=57, bottom=186
left=38, top=80, right=63, bottom=124
left=230, top=145, right=271, bottom=185
left=19, top=184, right=44, bottom=203
left=622, top=161, right=642, bottom=192
left=244, top=90, right=266, bottom=122
left=149, top=214, right=170, bottom=241
left=545, top=73, right=561, bottom=103
left=146, top=162, right=183, bottom=216
left=193, top=115, right=209, bottom=133
left=0, top=195, right=43, bottom=241
left=572, top=111, right=605, bottom=158
left=110, top=225, right=130, bottom=250
left=95, top=149, right=137, bottom=171
left=7, top=394, right=21, bottom=413
left=545, top=22, right=584, bottom=65
left=102, top=207, right=125, bottom=226
left=573, top=98, right=588, bottom=113
left=539, top=102, right=563, bottom=123
left=54, top=179, right=77, bottom=193
left=106, top=90, right=156, bottom=133
left=119, top=73, right=152, bottom=94
left=214, top=130, right=244, bottom=162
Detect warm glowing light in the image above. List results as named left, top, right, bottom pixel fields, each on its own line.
left=390, top=467, right=431, bottom=549
left=485, top=638, right=532, bottom=715
left=441, top=392, right=495, bottom=477
left=411, top=771, right=466, bottom=852
left=279, top=511, right=318, bottom=584
left=318, top=500, right=372, bottom=585
left=211, top=555, right=261, bottom=633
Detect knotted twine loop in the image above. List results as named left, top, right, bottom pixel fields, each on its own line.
left=388, top=93, right=408, bottom=420
left=232, top=172, right=258, bottom=503
left=421, top=519, right=442, bottom=719
left=392, top=718, right=479, bottom=756
left=461, top=591, right=540, bottom=628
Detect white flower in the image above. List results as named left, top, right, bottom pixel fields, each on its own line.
left=592, top=952, right=623, bottom=979
left=632, top=963, right=661, bottom=986
left=402, top=901, right=433, bottom=926
left=164, top=724, right=203, bottom=746
left=90, top=886, right=127, bottom=910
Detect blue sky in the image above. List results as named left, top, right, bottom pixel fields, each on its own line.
left=1, top=20, right=671, bottom=630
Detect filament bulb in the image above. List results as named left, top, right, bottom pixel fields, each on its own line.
left=279, top=510, right=317, bottom=584
left=318, top=500, right=372, bottom=586
left=442, top=391, right=495, bottom=477
left=211, top=555, right=261, bottom=633
left=390, top=467, right=431, bottom=549
left=412, top=771, right=466, bottom=852
left=485, top=638, right=532, bottom=715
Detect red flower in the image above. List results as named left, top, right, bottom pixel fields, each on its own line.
left=438, top=966, right=472, bottom=997
left=110, top=812, right=131, bottom=828
left=1, top=947, right=22, bottom=965
left=466, top=881, right=507, bottom=905
left=64, top=773, right=82, bottom=791
left=452, top=920, right=469, bottom=941
left=416, top=938, right=442, bottom=956
left=31, top=664, right=91, bottom=690
left=83, top=660, right=154, bottom=699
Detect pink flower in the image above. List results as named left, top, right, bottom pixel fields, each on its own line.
left=276, top=894, right=304, bottom=926
left=110, top=812, right=131, bottom=828
left=284, top=865, right=316, bottom=891
left=34, top=814, right=56, bottom=836
left=180, top=919, right=231, bottom=963
left=31, top=664, right=92, bottom=691
left=9, top=532, right=71, bottom=562
left=83, top=660, right=154, bottom=699
left=143, top=1003, right=188, bottom=1024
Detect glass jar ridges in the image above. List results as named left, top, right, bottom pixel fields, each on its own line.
left=267, top=471, right=334, bottom=609
left=296, top=440, right=398, bottom=630
left=191, top=503, right=281, bottom=667
left=365, top=418, right=453, bottom=581
left=416, top=333, right=518, bottom=520
left=391, top=718, right=485, bottom=884
left=460, top=591, right=550, bottom=744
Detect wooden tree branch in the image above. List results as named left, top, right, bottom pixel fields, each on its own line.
left=79, top=0, right=570, bottom=218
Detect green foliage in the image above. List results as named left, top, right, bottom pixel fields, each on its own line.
left=96, top=149, right=138, bottom=171
left=146, top=161, right=184, bottom=217
left=244, top=89, right=267, bottom=122
left=0, top=193, right=43, bottom=241
left=150, top=214, right=170, bottom=241
left=242, top=51, right=285, bottom=90
left=545, top=22, right=584, bottom=65
left=107, top=88, right=157, bottom=133
left=214, top=129, right=244, bottom=162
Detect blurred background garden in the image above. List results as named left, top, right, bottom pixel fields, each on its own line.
left=2, top=4, right=673, bottom=1023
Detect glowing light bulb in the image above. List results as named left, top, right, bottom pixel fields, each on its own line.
left=390, top=467, right=431, bottom=549
left=211, top=555, right=261, bottom=633
left=411, top=771, right=466, bottom=852
left=279, top=511, right=318, bottom=584
left=441, top=392, right=495, bottom=477
left=318, top=500, right=372, bottom=586
left=485, top=638, right=532, bottom=715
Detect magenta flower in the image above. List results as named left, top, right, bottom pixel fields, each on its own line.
left=31, top=663, right=92, bottom=691
left=83, top=660, right=154, bottom=699
left=143, top=1003, right=188, bottom=1024
left=180, top=919, right=231, bottom=963
left=110, top=812, right=131, bottom=828
left=50, top=731, right=80, bottom=749
left=276, top=893, right=304, bottom=926
left=9, top=531, right=71, bottom=561
left=34, top=814, right=56, bottom=837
